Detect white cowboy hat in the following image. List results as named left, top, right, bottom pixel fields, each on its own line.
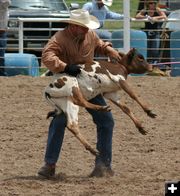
left=59, top=9, right=100, bottom=29
left=102, top=0, right=113, bottom=6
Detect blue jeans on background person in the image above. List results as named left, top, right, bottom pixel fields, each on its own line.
left=0, top=31, right=7, bottom=76
left=95, top=29, right=112, bottom=41
left=44, top=94, right=114, bottom=169
left=94, top=29, right=112, bottom=61
left=146, top=31, right=159, bottom=63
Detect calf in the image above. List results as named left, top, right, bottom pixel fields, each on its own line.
left=44, top=48, right=157, bottom=156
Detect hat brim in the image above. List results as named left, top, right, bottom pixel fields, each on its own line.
left=102, top=1, right=112, bottom=6
left=59, top=15, right=100, bottom=30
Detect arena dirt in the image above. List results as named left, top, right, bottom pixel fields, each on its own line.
left=0, top=76, right=179, bottom=196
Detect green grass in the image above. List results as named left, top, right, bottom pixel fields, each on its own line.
left=39, top=67, right=48, bottom=75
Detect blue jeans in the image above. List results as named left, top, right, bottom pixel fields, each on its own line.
left=0, top=32, right=7, bottom=75
left=146, top=32, right=159, bottom=62
left=95, top=29, right=112, bottom=41
left=94, top=29, right=112, bottom=61
left=44, top=94, right=114, bottom=168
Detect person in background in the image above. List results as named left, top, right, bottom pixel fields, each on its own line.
left=135, top=0, right=167, bottom=63
left=83, top=0, right=124, bottom=41
left=137, top=0, right=169, bottom=15
left=137, top=0, right=147, bottom=13
left=38, top=9, right=122, bottom=179
left=0, top=0, right=11, bottom=76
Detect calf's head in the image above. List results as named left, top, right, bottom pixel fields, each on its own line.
left=122, top=48, right=153, bottom=74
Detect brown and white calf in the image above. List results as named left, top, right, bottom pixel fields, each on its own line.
left=44, top=48, right=157, bottom=156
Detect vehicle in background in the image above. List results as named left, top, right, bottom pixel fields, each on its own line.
left=7, top=0, right=78, bottom=56
left=165, top=9, right=180, bottom=31
left=158, top=0, right=180, bottom=13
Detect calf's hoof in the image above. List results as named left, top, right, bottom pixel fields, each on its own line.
left=138, top=127, right=147, bottom=135
left=101, top=105, right=111, bottom=112
left=46, top=109, right=58, bottom=119
left=147, top=110, right=157, bottom=118
left=85, top=146, right=99, bottom=156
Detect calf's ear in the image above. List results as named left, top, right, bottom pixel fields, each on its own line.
left=127, top=48, right=136, bottom=64
left=127, top=48, right=136, bottom=57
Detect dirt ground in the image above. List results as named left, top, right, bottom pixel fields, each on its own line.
left=0, top=75, right=179, bottom=196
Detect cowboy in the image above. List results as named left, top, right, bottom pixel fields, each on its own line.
left=82, top=0, right=124, bottom=41
left=38, top=9, right=122, bottom=178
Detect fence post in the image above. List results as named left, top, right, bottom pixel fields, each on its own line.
left=123, top=0, right=130, bottom=53
left=18, top=19, right=24, bottom=53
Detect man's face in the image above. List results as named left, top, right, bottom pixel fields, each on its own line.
left=70, top=24, right=89, bottom=42
left=96, top=0, right=104, bottom=7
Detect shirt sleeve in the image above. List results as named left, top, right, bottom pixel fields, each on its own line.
left=41, top=34, right=66, bottom=73
left=92, top=31, right=113, bottom=55
left=106, top=9, right=124, bottom=20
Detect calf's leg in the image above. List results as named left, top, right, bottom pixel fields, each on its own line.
left=110, top=99, right=147, bottom=135
left=45, top=94, right=98, bottom=156
left=71, top=86, right=111, bottom=112
left=67, top=122, right=99, bottom=156
left=65, top=101, right=99, bottom=156
left=104, top=92, right=146, bottom=134
left=119, top=80, right=157, bottom=118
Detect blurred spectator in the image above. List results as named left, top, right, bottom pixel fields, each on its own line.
left=135, top=0, right=167, bottom=62
left=0, top=0, right=11, bottom=76
left=137, top=0, right=147, bottom=13
left=83, top=0, right=124, bottom=41
left=137, top=0, right=170, bottom=15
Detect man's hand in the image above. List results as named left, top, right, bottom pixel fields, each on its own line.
left=108, top=49, right=122, bottom=63
left=64, top=64, right=81, bottom=77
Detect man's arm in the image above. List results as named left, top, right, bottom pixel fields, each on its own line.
left=93, top=31, right=123, bottom=62
left=135, top=9, right=146, bottom=19
left=106, top=9, right=124, bottom=20
left=41, top=35, right=67, bottom=73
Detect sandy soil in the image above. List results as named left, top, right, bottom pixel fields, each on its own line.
left=0, top=75, right=179, bottom=196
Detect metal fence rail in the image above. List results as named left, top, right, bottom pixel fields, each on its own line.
left=2, top=17, right=180, bottom=76
left=7, top=17, right=180, bottom=60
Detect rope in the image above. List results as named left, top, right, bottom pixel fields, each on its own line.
left=154, top=61, right=180, bottom=65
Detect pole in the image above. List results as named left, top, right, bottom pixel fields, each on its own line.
left=18, top=19, right=24, bottom=53
left=123, top=0, right=130, bottom=53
